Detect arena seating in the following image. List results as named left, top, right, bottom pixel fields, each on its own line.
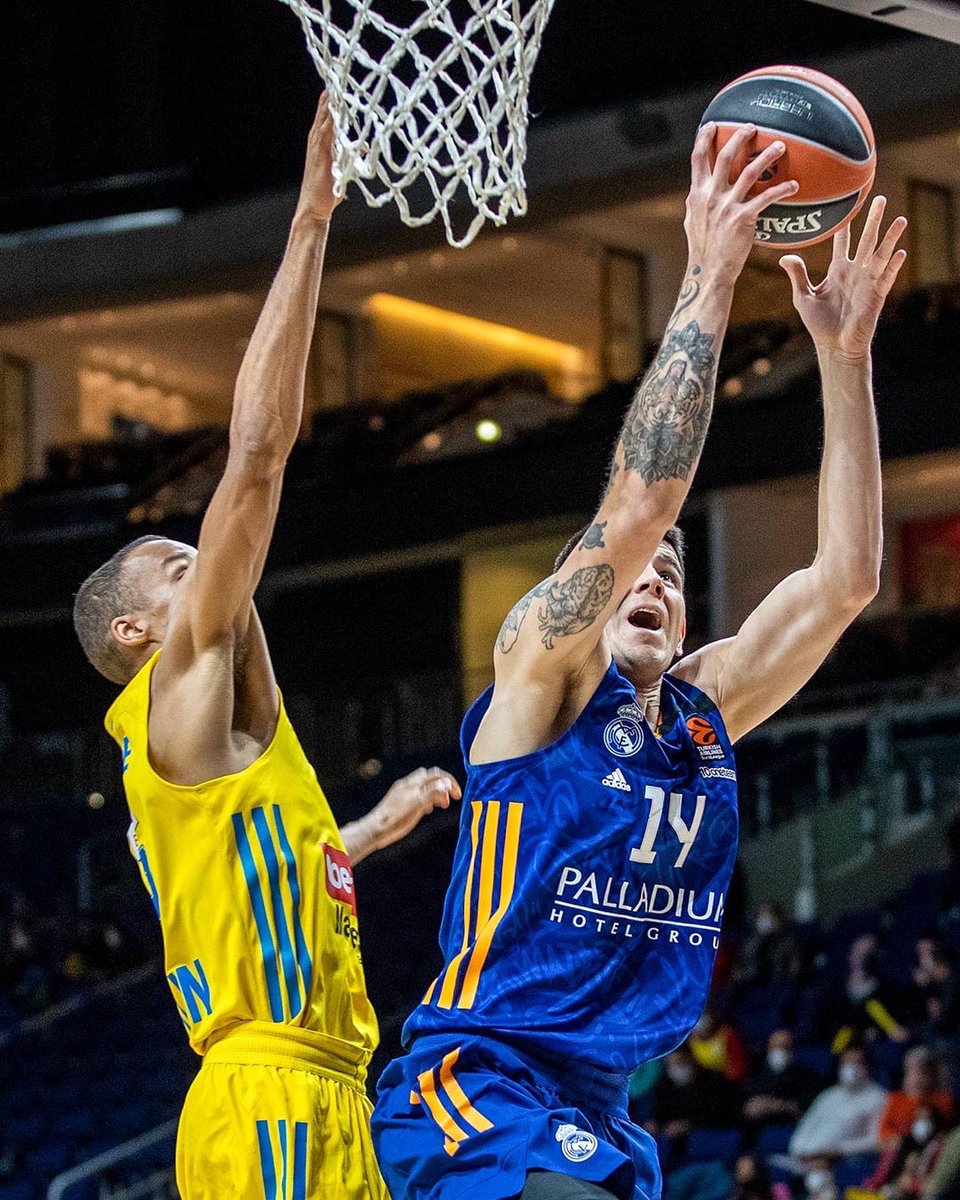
left=3, top=859, right=958, bottom=1196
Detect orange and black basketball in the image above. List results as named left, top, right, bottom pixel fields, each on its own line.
left=701, top=65, right=876, bottom=250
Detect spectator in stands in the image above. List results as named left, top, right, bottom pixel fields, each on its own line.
left=744, top=1028, right=822, bottom=1136
left=0, top=893, right=53, bottom=1014
left=908, top=938, right=959, bottom=1036
left=862, top=1103, right=949, bottom=1199
left=730, top=1154, right=791, bottom=1200
left=789, top=1046, right=888, bottom=1161
left=831, top=934, right=910, bottom=1053
left=690, top=1004, right=748, bottom=1082
left=646, top=1043, right=742, bottom=1151
left=736, top=902, right=802, bottom=988
left=878, top=1048, right=953, bottom=1150
left=922, top=1122, right=960, bottom=1200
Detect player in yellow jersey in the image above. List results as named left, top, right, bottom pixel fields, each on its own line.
left=71, top=95, right=461, bottom=1200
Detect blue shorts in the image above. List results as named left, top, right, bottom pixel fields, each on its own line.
left=371, top=1035, right=661, bottom=1200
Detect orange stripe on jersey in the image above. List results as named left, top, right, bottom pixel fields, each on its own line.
left=417, top=1067, right=468, bottom=1156
left=474, top=801, right=501, bottom=930
left=438, top=1048, right=493, bottom=1133
left=458, top=801, right=522, bottom=1009
left=436, top=801, right=484, bottom=1009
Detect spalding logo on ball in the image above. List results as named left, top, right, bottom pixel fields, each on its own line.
left=701, top=65, right=876, bottom=250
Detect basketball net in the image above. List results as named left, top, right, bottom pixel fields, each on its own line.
left=277, top=0, right=556, bottom=248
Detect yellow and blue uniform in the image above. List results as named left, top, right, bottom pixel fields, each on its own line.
left=106, top=651, right=386, bottom=1199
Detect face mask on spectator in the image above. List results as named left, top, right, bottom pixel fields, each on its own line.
left=756, top=912, right=776, bottom=935
left=767, top=1047, right=791, bottom=1073
left=838, top=1062, right=864, bottom=1088
left=846, top=976, right=877, bottom=1002
left=667, top=1063, right=694, bottom=1086
left=912, top=1118, right=935, bottom=1143
left=805, top=1169, right=834, bottom=1195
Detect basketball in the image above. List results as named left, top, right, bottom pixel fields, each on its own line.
left=701, top=65, right=876, bottom=250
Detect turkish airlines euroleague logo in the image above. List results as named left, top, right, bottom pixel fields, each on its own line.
left=686, top=715, right=724, bottom=760
left=323, top=845, right=357, bottom=915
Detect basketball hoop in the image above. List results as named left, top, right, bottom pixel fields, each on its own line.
left=276, top=0, right=556, bottom=248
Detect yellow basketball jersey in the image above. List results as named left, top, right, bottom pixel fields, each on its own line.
left=104, top=651, right=378, bottom=1059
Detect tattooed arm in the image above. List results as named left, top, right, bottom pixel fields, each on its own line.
left=470, top=123, right=800, bottom=765
left=676, top=199, right=906, bottom=742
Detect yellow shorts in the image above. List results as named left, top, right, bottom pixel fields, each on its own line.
left=175, top=1023, right=389, bottom=1200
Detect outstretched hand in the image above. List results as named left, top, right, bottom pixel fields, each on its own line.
left=298, top=92, right=341, bottom=223
left=365, top=766, right=462, bottom=853
left=780, top=196, right=908, bottom=361
left=685, top=122, right=800, bottom=284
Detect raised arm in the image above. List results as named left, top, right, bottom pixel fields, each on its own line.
left=146, top=98, right=339, bottom=781
left=471, top=124, right=800, bottom=762
left=677, top=197, right=907, bottom=742
left=169, top=97, right=339, bottom=659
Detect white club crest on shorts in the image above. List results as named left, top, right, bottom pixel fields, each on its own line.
left=556, top=1123, right=599, bottom=1163
left=603, top=715, right=644, bottom=758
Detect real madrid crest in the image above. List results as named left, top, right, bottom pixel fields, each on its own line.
left=556, top=1123, right=599, bottom=1162
left=603, top=704, right=645, bottom=758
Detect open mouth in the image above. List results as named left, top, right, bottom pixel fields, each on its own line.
left=627, top=608, right=663, bottom=632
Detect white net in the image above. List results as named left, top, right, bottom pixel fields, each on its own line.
left=277, top=0, right=556, bottom=248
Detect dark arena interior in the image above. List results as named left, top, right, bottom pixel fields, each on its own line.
left=5, top=1, right=960, bottom=1198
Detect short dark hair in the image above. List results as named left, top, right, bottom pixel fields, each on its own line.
left=73, top=535, right=164, bottom=685
left=554, top=522, right=686, bottom=578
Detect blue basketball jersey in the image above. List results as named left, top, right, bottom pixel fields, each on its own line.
left=403, top=661, right=739, bottom=1073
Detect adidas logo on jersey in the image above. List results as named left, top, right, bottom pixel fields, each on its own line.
left=602, top=767, right=632, bottom=792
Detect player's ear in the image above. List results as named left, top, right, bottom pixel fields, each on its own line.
left=111, top=612, right=151, bottom=649
left=675, top=616, right=687, bottom=659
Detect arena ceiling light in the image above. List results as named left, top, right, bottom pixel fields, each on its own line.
left=0, top=208, right=183, bottom=251
left=804, top=0, right=960, bottom=43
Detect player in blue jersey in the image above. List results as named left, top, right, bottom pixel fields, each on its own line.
left=373, top=121, right=908, bottom=1200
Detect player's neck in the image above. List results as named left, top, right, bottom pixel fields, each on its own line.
left=634, top=679, right=663, bottom=730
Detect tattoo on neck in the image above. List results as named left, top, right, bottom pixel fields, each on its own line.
left=612, top=268, right=717, bottom=488
left=497, top=565, right=615, bottom=653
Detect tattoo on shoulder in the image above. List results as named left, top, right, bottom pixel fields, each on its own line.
left=497, top=580, right=550, bottom=654
left=614, top=269, right=717, bottom=487
left=537, top=564, right=615, bottom=650
left=579, top=521, right=607, bottom=551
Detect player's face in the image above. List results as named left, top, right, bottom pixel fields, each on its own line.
left=122, top=538, right=198, bottom=640
left=605, top=542, right=686, bottom=686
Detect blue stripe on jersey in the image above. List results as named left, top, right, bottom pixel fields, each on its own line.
left=137, top=847, right=161, bottom=918
left=251, top=806, right=302, bottom=1020
left=278, top=1119, right=288, bottom=1200
left=292, top=1121, right=308, bottom=1200
left=273, top=805, right=314, bottom=1001
left=256, top=1120, right=277, bottom=1200
left=233, top=813, right=284, bottom=1022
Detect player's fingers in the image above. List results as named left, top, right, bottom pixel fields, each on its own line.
left=832, top=221, right=852, bottom=264
left=712, top=123, right=756, bottom=187
left=745, top=178, right=799, bottom=216
left=420, top=769, right=460, bottom=798
left=779, top=254, right=813, bottom=301
left=872, top=216, right=908, bottom=275
left=855, top=195, right=887, bottom=262
left=690, top=122, right=716, bottom=187
left=730, top=140, right=786, bottom=202
left=879, top=247, right=908, bottom=293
